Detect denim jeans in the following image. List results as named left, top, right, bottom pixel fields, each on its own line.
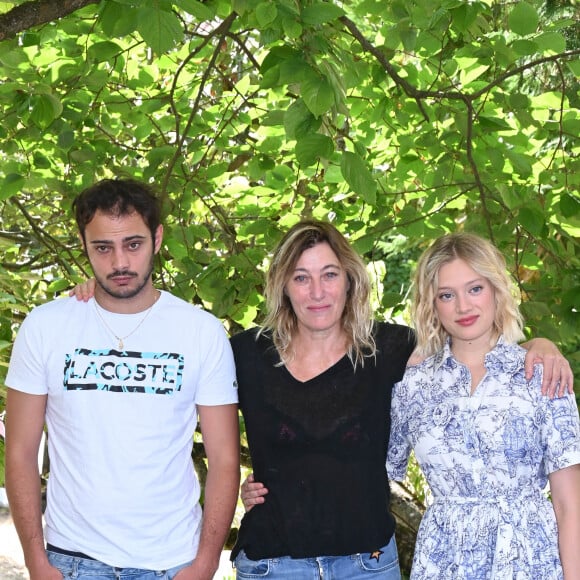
left=234, top=536, right=400, bottom=579
left=46, top=549, right=193, bottom=579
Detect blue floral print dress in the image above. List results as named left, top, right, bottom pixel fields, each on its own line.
left=387, top=338, right=580, bottom=579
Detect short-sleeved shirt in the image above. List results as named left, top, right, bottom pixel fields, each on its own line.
left=6, top=292, right=238, bottom=569
left=387, top=338, right=580, bottom=578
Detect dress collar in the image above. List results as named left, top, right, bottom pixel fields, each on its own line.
left=433, top=335, right=520, bottom=374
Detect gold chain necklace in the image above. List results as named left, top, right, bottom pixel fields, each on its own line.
left=93, top=292, right=160, bottom=350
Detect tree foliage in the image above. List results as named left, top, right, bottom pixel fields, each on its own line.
left=0, top=0, right=578, bottom=560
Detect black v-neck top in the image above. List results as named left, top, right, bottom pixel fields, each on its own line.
left=231, top=322, right=416, bottom=560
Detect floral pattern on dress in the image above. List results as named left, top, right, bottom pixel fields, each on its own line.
left=387, top=338, right=580, bottom=579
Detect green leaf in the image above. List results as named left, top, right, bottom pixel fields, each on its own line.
left=259, top=64, right=281, bottom=89
left=278, top=57, right=312, bottom=85
left=100, top=2, right=138, bottom=37
left=256, top=2, right=278, bottom=27
left=508, top=93, right=530, bottom=109
left=508, top=2, right=539, bottom=36
left=259, top=47, right=307, bottom=88
left=511, top=39, right=538, bottom=57
left=535, top=32, right=566, bottom=54
left=30, top=94, right=63, bottom=129
left=282, top=18, right=302, bottom=39
left=295, top=134, right=335, bottom=166
left=340, top=151, right=377, bottom=204
left=477, top=115, right=512, bottom=132
left=87, top=41, right=124, bottom=63
left=560, top=193, right=580, bottom=219
left=568, top=59, right=580, bottom=78
left=301, top=3, right=345, bottom=25
left=505, top=151, right=533, bottom=178
left=398, top=25, right=417, bottom=52
left=174, top=0, right=215, bottom=20
left=518, top=206, right=546, bottom=236
left=301, top=74, right=335, bottom=117
left=521, top=300, right=552, bottom=318
left=165, top=236, right=189, bottom=260
left=381, top=291, right=404, bottom=308
left=562, top=116, right=580, bottom=139
left=20, top=31, right=40, bottom=47
left=137, top=8, right=183, bottom=55
left=33, top=152, right=51, bottom=169
left=459, top=63, right=490, bottom=86
left=284, top=99, right=322, bottom=139
left=47, top=278, right=72, bottom=293
left=0, top=174, right=25, bottom=201
left=0, top=45, right=29, bottom=68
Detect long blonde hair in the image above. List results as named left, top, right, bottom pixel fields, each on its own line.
left=260, top=220, right=376, bottom=367
left=412, top=233, right=525, bottom=357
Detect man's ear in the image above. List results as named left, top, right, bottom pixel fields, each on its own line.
left=154, top=224, right=163, bottom=254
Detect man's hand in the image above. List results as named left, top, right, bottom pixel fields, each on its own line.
left=241, top=473, right=269, bottom=512
left=28, top=559, right=64, bottom=580
left=173, top=558, right=218, bottom=580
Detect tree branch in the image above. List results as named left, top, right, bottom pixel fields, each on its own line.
left=339, top=15, right=431, bottom=122
left=0, top=0, right=98, bottom=42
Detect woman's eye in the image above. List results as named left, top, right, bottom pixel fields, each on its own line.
left=470, top=285, right=483, bottom=294
left=438, top=292, right=453, bottom=301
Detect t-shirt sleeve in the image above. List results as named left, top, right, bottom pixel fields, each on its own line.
left=5, top=308, right=48, bottom=395
left=194, top=314, right=238, bottom=406
left=541, top=390, right=580, bottom=475
left=386, top=371, right=413, bottom=481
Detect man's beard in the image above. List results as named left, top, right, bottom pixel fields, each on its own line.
left=94, top=255, right=155, bottom=300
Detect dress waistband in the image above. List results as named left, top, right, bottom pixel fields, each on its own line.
left=431, top=489, right=544, bottom=506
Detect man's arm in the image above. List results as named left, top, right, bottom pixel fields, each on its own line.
left=550, top=464, right=580, bottom=580
left=176, top=403, right=240, bottom=580
left=5, top=389, right=61, bottom=580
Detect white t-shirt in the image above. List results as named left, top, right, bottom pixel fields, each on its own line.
left=6, top=291, right=238, bottom=569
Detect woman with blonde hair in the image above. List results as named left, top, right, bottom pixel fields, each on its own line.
left=387, top=232, right=580, bottom=578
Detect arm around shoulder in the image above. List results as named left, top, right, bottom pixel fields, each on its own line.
left=520, top=338, right=574, bottom=397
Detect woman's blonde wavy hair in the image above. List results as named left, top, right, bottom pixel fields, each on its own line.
left=260, top=220, right=376, bottom=367
left=412, top=232, right=525, bottom=358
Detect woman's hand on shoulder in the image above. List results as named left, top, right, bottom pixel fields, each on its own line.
left=69, top=278, right=97, bottom=302
left=521, top=338, right=574, bottom=398
left=241, top=473, right=268, bottom=512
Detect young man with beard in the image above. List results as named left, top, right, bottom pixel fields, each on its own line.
left=5, top=178, right=240, bottom=580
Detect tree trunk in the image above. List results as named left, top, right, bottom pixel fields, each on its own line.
left=390, top=481, right=424, bottom=576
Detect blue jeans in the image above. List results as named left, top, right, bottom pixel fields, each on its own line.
left=234, top=536, right=400, bottom=579
left=46, top=550, right=193, bottom=579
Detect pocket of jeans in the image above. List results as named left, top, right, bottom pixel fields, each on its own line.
left=234, top=550, right=271, bottom=577
left=356, top=538, right=400, bottom=573
left=46, top=551, right=75, bottom=578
